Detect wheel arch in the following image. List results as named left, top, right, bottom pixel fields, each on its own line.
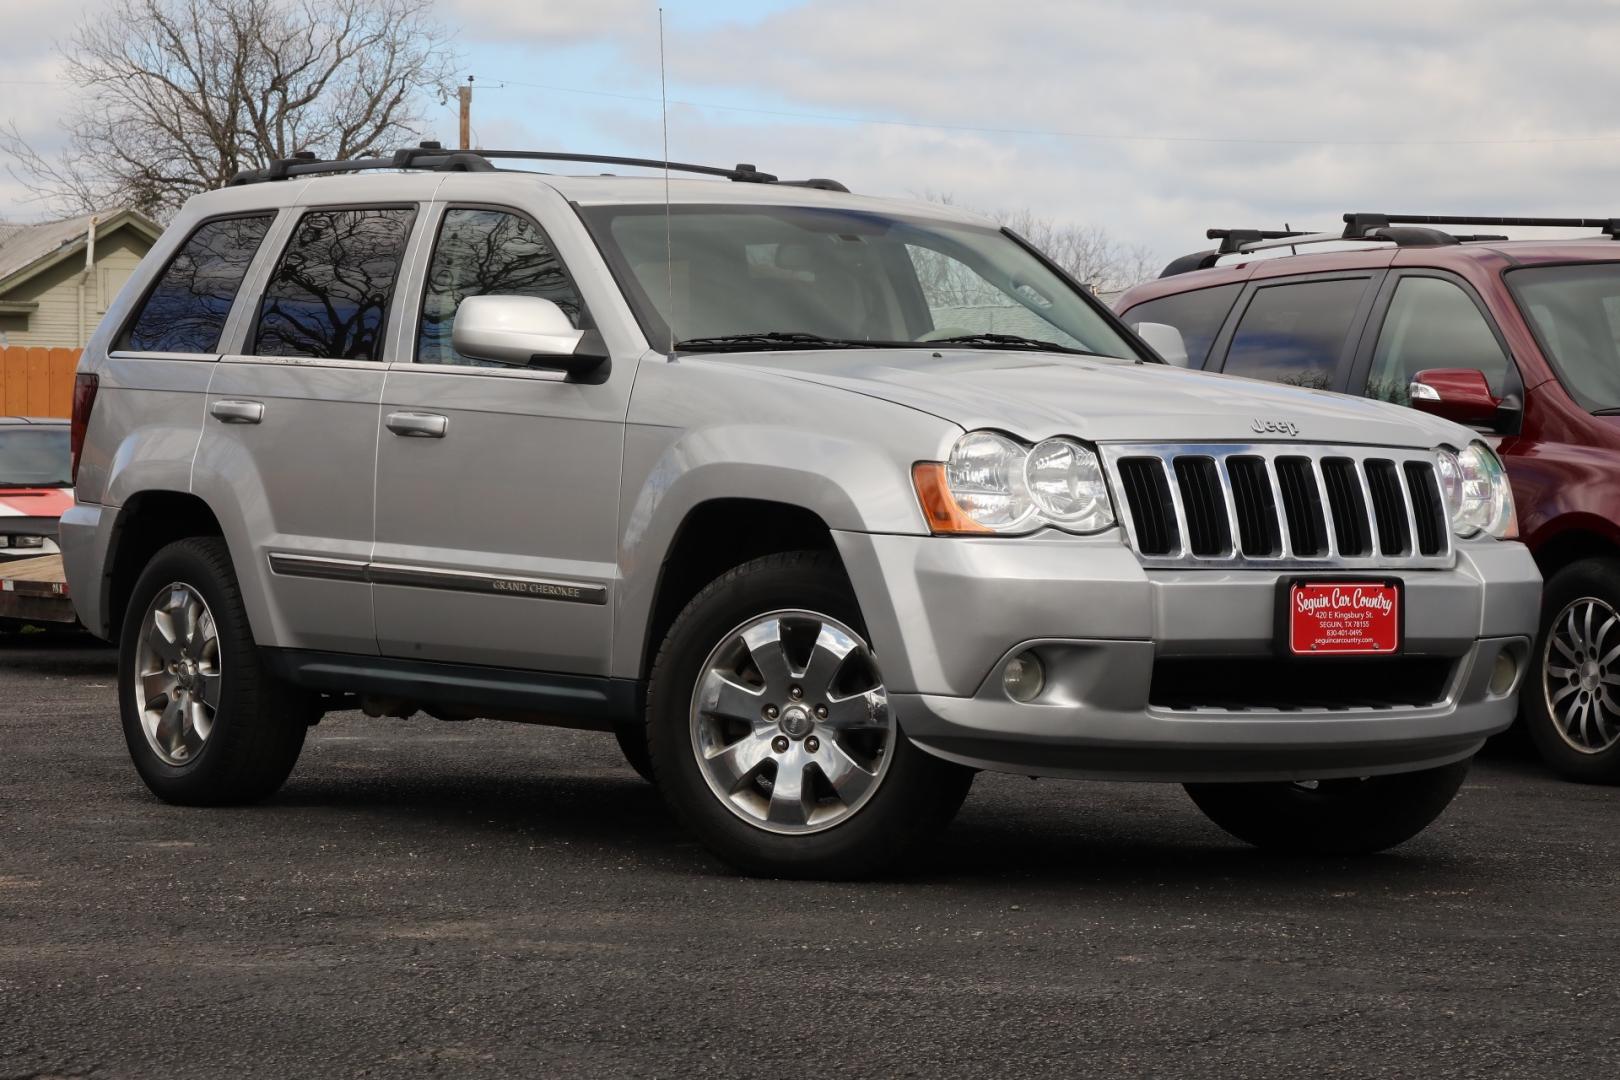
left=633, top=498, right=845, bottom=682
left=103, top=490, right=225, bottom=640
left=1528, top=516, right=1620, bottom=580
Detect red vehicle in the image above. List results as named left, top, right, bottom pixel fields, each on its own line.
left=1115, top=213, right=1620, bottom=782
left=0, top=417, right=72, bottom=561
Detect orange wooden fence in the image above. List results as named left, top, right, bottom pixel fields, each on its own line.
left=0, top=347, right=80, bottom=418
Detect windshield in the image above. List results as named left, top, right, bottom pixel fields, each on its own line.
left=579, top=203, right=1140, bottom=359
left=0, top=427, right=71, bottom=487
left=1508, top=263, right=1620, bottom=412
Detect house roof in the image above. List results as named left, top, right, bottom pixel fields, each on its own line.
left=0, top=208, right=162, bottom=295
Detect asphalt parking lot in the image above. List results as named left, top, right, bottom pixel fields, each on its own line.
left=4, top=635, right=1619, bottom=1079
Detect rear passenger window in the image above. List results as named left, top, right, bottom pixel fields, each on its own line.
left=417, top=208, right=583, bottom=366
left=1222, top=278, right=1367, bottom=390
left=120, top=215, right=272, bottom=353
left=253, top=207, right=414, bottom=361
left=1365, top=276, right=1511, bottom=406
left=1122, top=284, right=1241, bottom=368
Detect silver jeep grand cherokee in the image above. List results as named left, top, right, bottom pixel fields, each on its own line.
left=59, top=148, right=1540, bottom=877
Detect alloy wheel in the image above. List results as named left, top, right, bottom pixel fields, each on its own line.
left=133, top=582, right=223, bottom=766
left=689, top=609, right=894, bottom=835
left=1543, top=596, right=1620, bottom=754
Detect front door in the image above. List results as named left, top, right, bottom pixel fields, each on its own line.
left=371, top=203, right=629, bottom=673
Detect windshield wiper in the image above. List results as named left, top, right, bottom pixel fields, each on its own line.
left=673, top=331, right=870, bottom=352
left=923, top=332, right=1099, bottom=357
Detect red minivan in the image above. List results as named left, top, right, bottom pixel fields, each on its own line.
left=1115, top=213, right=1620, bottom=782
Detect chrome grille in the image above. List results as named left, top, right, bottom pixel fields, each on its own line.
left=1101, top=443, right=1454, bottom=569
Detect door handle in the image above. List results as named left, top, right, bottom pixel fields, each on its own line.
left=210, top=400, right=264, bottom=425
left=386, top=411, right=449, bottom=438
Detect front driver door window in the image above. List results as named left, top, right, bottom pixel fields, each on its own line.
left=1364, top=276, right=1512, bottom=406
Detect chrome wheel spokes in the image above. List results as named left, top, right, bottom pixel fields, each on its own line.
left=1544, top=596, right=1620, bottom=755
left=690, top=610, right=894, bottom=835
left=134, top=583, right=222, bottom=766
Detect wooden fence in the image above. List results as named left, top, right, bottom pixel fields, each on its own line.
left=0, top=347, right=80, bottom=419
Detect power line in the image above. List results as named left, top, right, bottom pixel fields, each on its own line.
left=473, top=74, right=1620, bottom=148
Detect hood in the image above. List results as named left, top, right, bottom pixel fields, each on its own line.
left=0, top=487, right=74, bottom=521
left=698, top=349, right=1472, bottom=449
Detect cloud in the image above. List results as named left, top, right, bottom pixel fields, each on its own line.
left=442, top=0, right=658, bottom=42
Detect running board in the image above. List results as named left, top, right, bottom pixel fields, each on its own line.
left=263, top=648, right=640, bottom=731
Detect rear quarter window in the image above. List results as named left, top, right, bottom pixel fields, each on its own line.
left=119, top=215, right=273, bottom=353
left=1121, top=284, right=1241, bottom=367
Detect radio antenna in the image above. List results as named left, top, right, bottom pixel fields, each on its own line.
left=659, top=7, right=674, bottom=353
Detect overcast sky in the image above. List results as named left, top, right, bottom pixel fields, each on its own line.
left=4, top=0, right=1619, bottom=268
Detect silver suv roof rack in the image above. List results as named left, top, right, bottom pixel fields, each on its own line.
left=228, top=144, right=850, bottom=193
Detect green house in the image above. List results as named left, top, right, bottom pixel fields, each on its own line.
left=0, top=209, right=161, bottom=349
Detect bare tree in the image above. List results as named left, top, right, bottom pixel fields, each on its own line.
left=921, top=192, right=1157, bottom=295
left=3, top=0, right=459, bottom=218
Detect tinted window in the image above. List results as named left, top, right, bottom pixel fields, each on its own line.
left=1365, top=277, right=1511, bottom=406
left=1508, top=263, right=1620, bottom=412
left=418, top=208, right=583, bottom=366
left=1222, top=279, right=1367, bottom=390
left=253, top=207, right=414, bottom=361
left=120, top=215, right=272, bottom=353
left=1123, top=284, right=1242, bottom=367
left=0, top=427, right=71, bottom=487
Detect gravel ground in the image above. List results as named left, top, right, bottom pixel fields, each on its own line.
left=3, top=634, right=1619, bottom=1079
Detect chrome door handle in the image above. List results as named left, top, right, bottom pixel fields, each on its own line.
left=385, top=411, right=448, bottom=438
left=210, top=400, right=264, bottom=425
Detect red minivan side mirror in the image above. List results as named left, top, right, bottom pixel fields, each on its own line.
left=1408, top=368, right=1502, bottom=426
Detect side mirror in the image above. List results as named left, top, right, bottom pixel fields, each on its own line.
left=1408, top=368, right=1506, bottom=427
left=451, top=295, right=609, bottom=382
left=1133, top=321, right=1190, bottom=366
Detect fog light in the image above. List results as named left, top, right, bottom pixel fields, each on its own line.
left=1002, top=651, right=1045, bottom=703
left=1490, top=650, right=1519, bottom=697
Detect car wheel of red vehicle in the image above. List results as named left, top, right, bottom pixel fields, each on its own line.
left=1526, top=559, right=1620, bottom=783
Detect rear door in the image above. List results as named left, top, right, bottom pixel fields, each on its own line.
left=193, top=200, right=417, bottom=655
left=369, top=195, right=631, bottom=673
left=1209, top=271, right=1385, bottom=392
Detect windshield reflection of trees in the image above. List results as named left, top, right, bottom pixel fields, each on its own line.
left=418, top=209, right=581, bottom=365
left=255, top=208, right=413, bottom=361
left=122, top=215, right=271, bottom=353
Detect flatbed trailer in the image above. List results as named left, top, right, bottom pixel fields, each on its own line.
left=0, top=553, right=78, bottom=628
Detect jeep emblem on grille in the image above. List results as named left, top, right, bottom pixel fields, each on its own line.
left=1251, top=418, right=1300, bottom=437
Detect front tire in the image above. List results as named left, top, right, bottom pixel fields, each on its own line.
left=118, top=537, right=312, bottom=805
left=1524, top=559, right=1620, bottom=783
left=1184, top=759, right=1471, bottom=855
left=646, top=551, right=973, bottom=879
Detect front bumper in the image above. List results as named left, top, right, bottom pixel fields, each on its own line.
left=833, top=530, right=1541, bottom=782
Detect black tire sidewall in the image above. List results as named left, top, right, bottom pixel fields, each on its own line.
left=646, top=552, right=968, bottom=878
left=118, top=537, right=304, bottom=803
left=1524, top=558, right=1620, bottom=782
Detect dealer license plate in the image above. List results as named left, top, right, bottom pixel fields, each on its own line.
left=1287, top=581, right=1401, bottom=656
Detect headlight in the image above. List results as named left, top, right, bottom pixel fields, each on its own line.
left=913, top=431, right=1115, bottom=535
left=1436, top=442, right=1516, bottom=539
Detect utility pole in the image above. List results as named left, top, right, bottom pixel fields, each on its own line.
left=458, top=76, right=473, bottom=150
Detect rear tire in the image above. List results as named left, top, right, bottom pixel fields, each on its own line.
left=646, top=551, right=973, bottom=879
left=1524, top=559, right=1620, bottom=783
left=1184, top=759, right=1471, bottom=855
left=118, top=537, right=313, bottom=805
